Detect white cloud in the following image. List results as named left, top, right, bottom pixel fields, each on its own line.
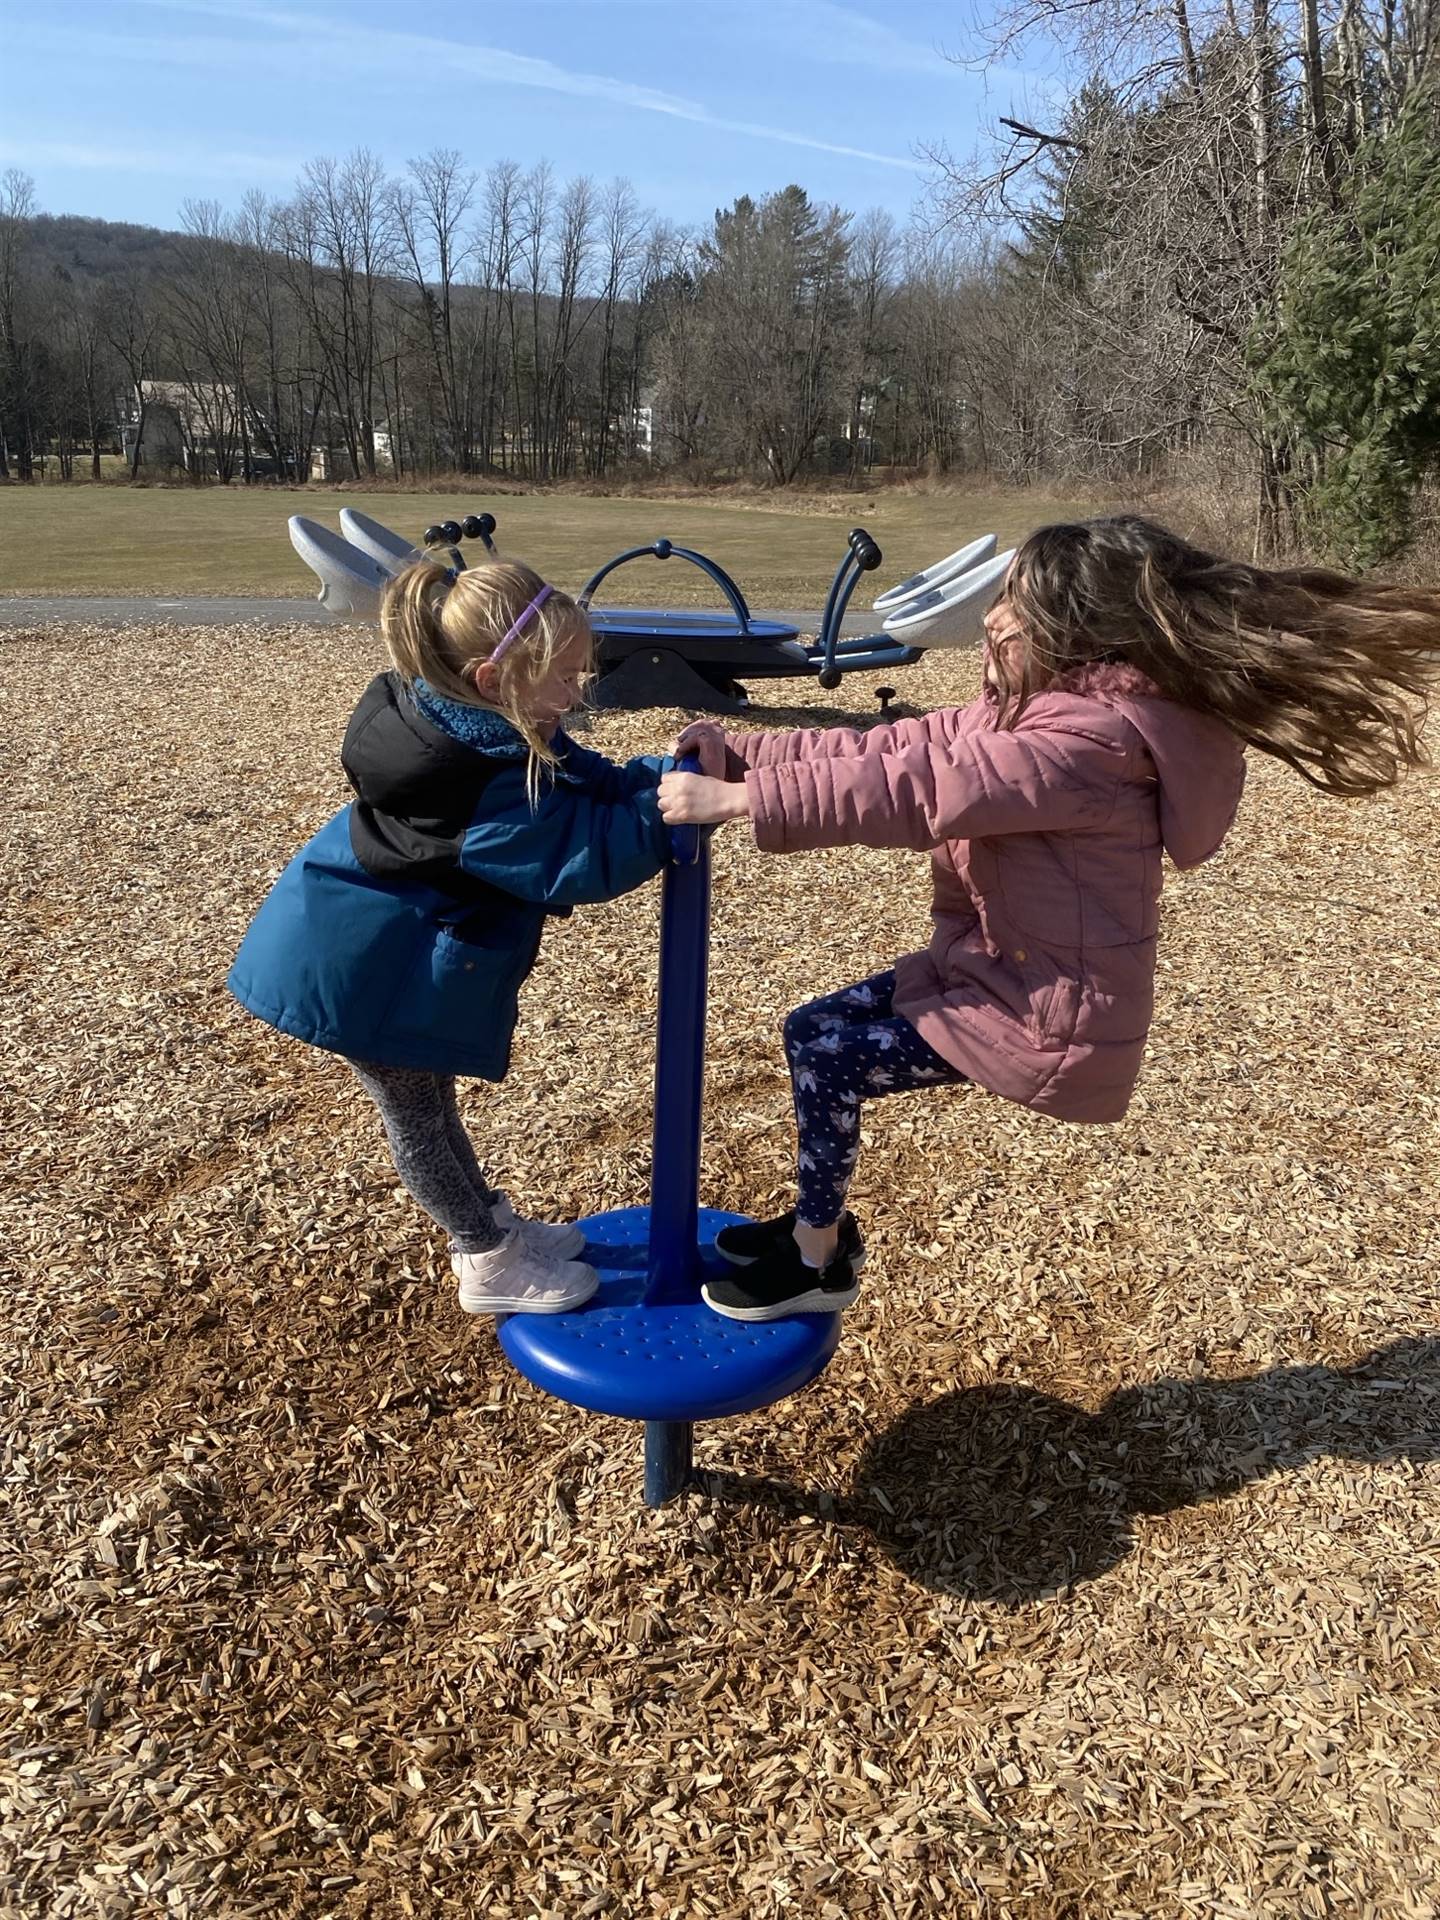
left=113, top=0, right=925, bottom=172
left=0, top=136, right=301, bottom=180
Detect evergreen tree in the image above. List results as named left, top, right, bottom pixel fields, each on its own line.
left=1252, top=94, right=1440, bottom=566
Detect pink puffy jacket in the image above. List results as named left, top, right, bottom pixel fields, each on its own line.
left=719, top=663, right=1246, bottom=1123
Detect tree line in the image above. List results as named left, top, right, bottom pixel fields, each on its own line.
left=931, top=0, right=1440, bottom=560
left=3, top=2, right=1438, bottom=566
left=0, top=157, right=1012, bottom=496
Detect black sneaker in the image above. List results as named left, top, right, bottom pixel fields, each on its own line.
left=715, top=1209, right=866, bottom=1271
left=702, top=1237, right=860, bottom=1322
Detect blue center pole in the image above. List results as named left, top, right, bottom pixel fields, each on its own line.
left=643, top=759, right=709, bottom=1505
left=489, top=759, right=845, bottom=1506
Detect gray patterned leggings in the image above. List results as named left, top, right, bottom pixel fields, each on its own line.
left=347, top=1060, right=505, bottom=1254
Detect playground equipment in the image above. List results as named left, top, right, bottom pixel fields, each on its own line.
left=574, top=527, right=894, bottom=696
left=286, top=517, right=393, bottom=618
left=872, top=533, right=998, bottom=614
left=874, top=549, right=1015, bottom=651
left=498, top=761, right=841, bottom=1506
left=285, top=508, right=1013, bottom=704
left=338, top=505, right=427, bottom=572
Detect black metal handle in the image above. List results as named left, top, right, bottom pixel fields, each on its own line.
left=817, top=526, right=883, bottom=689
left=578, top=540, right=753, bottom=630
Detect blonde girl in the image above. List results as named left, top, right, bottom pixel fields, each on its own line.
left=230, top=557, right=673, bottom=1316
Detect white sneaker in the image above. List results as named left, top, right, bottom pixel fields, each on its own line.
left=452, top=1231, right=598, bottom=1316
left=490, top=1194, right=586, bottom=1261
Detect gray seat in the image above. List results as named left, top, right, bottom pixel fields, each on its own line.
left=287, top=516, right=388, bottom=620
left=338, top=508, right=421, bottom=576
left=872, top=534, right=998, bottom=613
left=880, top=550, right=1014, bottom=649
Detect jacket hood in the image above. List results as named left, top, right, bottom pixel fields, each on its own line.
left=341, top=672, right=528, bottom=815
left=1046, top=661, right=1247, bottom=870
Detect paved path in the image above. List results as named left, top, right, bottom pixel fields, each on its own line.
left=0, top=595, right=877, bottom=636
left=0, top=595, right=332, bottom=628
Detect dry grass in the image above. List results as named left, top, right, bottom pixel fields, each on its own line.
left=0, top=485, right=1093, bottom=602
left=3, top=620, right=1439, bottom=1919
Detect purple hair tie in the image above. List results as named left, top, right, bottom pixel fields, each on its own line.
left=491, top=583, right=554, bottom=662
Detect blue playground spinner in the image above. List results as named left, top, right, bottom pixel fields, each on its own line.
left=497, top=762, right=842, bottom=1505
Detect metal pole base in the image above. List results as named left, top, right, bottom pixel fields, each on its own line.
left=644, top=1420, right=694, bottom=1507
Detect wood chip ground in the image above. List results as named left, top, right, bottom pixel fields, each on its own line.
left=2, top=622, right=1438, bottom=1919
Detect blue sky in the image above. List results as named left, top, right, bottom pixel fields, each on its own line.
left=0, top=0, right=1063, bottom=235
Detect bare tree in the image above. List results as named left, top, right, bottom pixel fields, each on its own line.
left=590, top=178, right=648, bottom=473
left=393, top=148, right=477, bottom=471
left=642, top=225, right=706, bottom=465
left=842, top=208, right=899, bottom=480
left=0, top=169, right=39, bottom=478
left=518, top=162, right=554, bottom=478
left=291, top=150, right=397, bottom=476
left=61, top=281, right=118, bottom=480
left=477, top=161, right=524, bottom=473
left=164, top=199, right=261, bottom=479
left=235, top=189, right=319, bottom=480
left=544, top=173, right=598, bottom=477
left=104, top=274, right=164, bottom=480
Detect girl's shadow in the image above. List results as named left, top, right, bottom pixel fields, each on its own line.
left=704, top=1337, right=1440, bottom=1603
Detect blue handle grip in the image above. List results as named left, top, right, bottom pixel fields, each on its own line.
left=578, top=542, right=754, bottom=630
left=668, top=751, right=702, bottom=866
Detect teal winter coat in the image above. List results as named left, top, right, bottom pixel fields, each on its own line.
left=228, top=672, right=671, bottom=1077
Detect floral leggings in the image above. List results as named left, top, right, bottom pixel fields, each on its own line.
left=784, top=970, right=966, bottom=1228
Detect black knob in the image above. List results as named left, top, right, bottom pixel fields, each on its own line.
left=849, top=528, right=883, bottom=571
left=439, top=520, right=463, bottom=544
left=818, top=667, right=843, bottom=690
left=875, top=684, right=897, bottom=715
left=461, top=515, right=485, bottom=539
left=422, top=524, right=445, bottom=546
left=653, top=538, right=673, bottom=559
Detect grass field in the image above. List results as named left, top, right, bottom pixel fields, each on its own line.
left=0, top=483, right=1095, bottom=602
left=3, top=611, right=1438, bottom=1917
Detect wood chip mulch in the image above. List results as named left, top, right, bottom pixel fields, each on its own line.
left=2, top=622, right=1438, bottom=1920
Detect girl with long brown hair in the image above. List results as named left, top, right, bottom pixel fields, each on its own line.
left=658, top=515, right=1438, bottom=1322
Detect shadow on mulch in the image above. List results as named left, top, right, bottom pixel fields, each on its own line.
left=570, top=691, right=918, bottom=731
left=702, top=1336, right=1440, bottom=1604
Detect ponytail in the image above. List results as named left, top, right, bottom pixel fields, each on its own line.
left=381, top=557, right=458, bottom=691
left=379, top=556, right=594, bottom=804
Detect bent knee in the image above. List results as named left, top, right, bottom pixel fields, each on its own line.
left=783, top=1004, right=817, bottom=1055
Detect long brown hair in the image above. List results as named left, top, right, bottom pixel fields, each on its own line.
left=993, top=516, right=1438, bottom=797
left=381, top=556, right=592, bottom=799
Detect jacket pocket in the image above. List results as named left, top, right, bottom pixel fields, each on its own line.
left=1015, top=952, right=1082, bottom=1049
left=389, top=901, right=545, bottom=1055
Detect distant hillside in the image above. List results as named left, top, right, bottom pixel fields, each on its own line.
left=23, top=212, right=187, bottom=287
left=20, top=211, right=604, bottom=330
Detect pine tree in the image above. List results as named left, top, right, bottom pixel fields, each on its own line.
left=1252, top=94, right=1440, bottom=566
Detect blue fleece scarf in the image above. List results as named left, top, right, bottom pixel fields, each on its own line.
left=413, top=678, right=576, bottom=769
left=413, top=679, right=525, bottom=757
